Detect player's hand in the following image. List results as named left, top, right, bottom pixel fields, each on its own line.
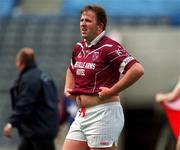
left=3, top=123, right=13, bottom=138
left=98, top=87, right=112, bottom=100
left=64, top=88, right=76, bottom=99
left=155, top=93, right=164, bottom=102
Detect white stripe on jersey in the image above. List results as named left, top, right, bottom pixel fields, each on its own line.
left=70, top=59, right=74, bottom=69
left=86, top=44, right=113, bottom=58
left=76, top=43, right=85, bottom=56
left=76, top=42, right=83, bottom=48
left=107, top=51, right=115, bottom=55
left=109, top=54, right=127, bottom=63
left=76, top=43, right=113, bottom=59
left=119, top=56, right=134, bottom=73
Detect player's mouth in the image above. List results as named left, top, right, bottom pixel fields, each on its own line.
left=81, top=28, right=87, bottom=31
left=81, top=29, right=87, bottom=35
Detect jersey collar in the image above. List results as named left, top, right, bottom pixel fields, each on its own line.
left=85, top=31, right=105, bottom=48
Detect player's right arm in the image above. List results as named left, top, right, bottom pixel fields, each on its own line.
left=64, top=44, right=80, bottom=99
left=64, top=68, right=75, bottom=99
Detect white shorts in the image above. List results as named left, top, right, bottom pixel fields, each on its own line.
left=66, top=102, right=124, bottom=148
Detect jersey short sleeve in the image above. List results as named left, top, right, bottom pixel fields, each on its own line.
left=106, top=44, right=138, bottom=74
left=69, top=44, right=80, bottom=74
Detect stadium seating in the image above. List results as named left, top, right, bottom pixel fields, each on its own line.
left=61, top=0, right=180, bottom=16
left=0, top=0, right=16, bottom=17
left=60, top=0, right=180, bottom=25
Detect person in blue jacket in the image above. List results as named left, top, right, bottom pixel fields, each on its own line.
left=3, top=48, right=59, bottom=150
left=58, top=95, right=78, bottom=127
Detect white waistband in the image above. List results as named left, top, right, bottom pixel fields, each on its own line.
left=79, top=101, right=121, bottom=113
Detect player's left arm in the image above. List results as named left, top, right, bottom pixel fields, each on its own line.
left=99, top=63, right=144, bottom=97
left=111, top=62, right=144, bottom=94
left=99, top=44, right=144, bottom=98
left=64, top=45, right=77, bottom=99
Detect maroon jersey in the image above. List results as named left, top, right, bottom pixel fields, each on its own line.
left=69, top=35, right=138, bottom=95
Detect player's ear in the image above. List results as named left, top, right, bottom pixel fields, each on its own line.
left=97, top=22, right=104, bottom=32
left=16, top=59, right=25, bottom=72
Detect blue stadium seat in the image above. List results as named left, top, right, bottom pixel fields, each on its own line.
left=60, top=0, right=180, bottom=25
left=0, top=0, right=16, bottom=17
left=60, top=0, right=180, bottom=17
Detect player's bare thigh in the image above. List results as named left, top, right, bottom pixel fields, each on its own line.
left=62, top=139, right=90, bottom=150
left=90, top=145, right=117, bottom=150
left=62, top=139, right=117, bottom=150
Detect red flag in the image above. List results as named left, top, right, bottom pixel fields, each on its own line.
left=161, top=99, right=180, bottom=140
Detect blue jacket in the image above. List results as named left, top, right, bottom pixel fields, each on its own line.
left=9, top=64, right=59, bottom=139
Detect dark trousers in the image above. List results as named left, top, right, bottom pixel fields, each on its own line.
left=18, top=138, right=55, bottom=150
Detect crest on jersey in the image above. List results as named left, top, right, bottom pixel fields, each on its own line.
left=92, top=52, right=99, bottom=61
